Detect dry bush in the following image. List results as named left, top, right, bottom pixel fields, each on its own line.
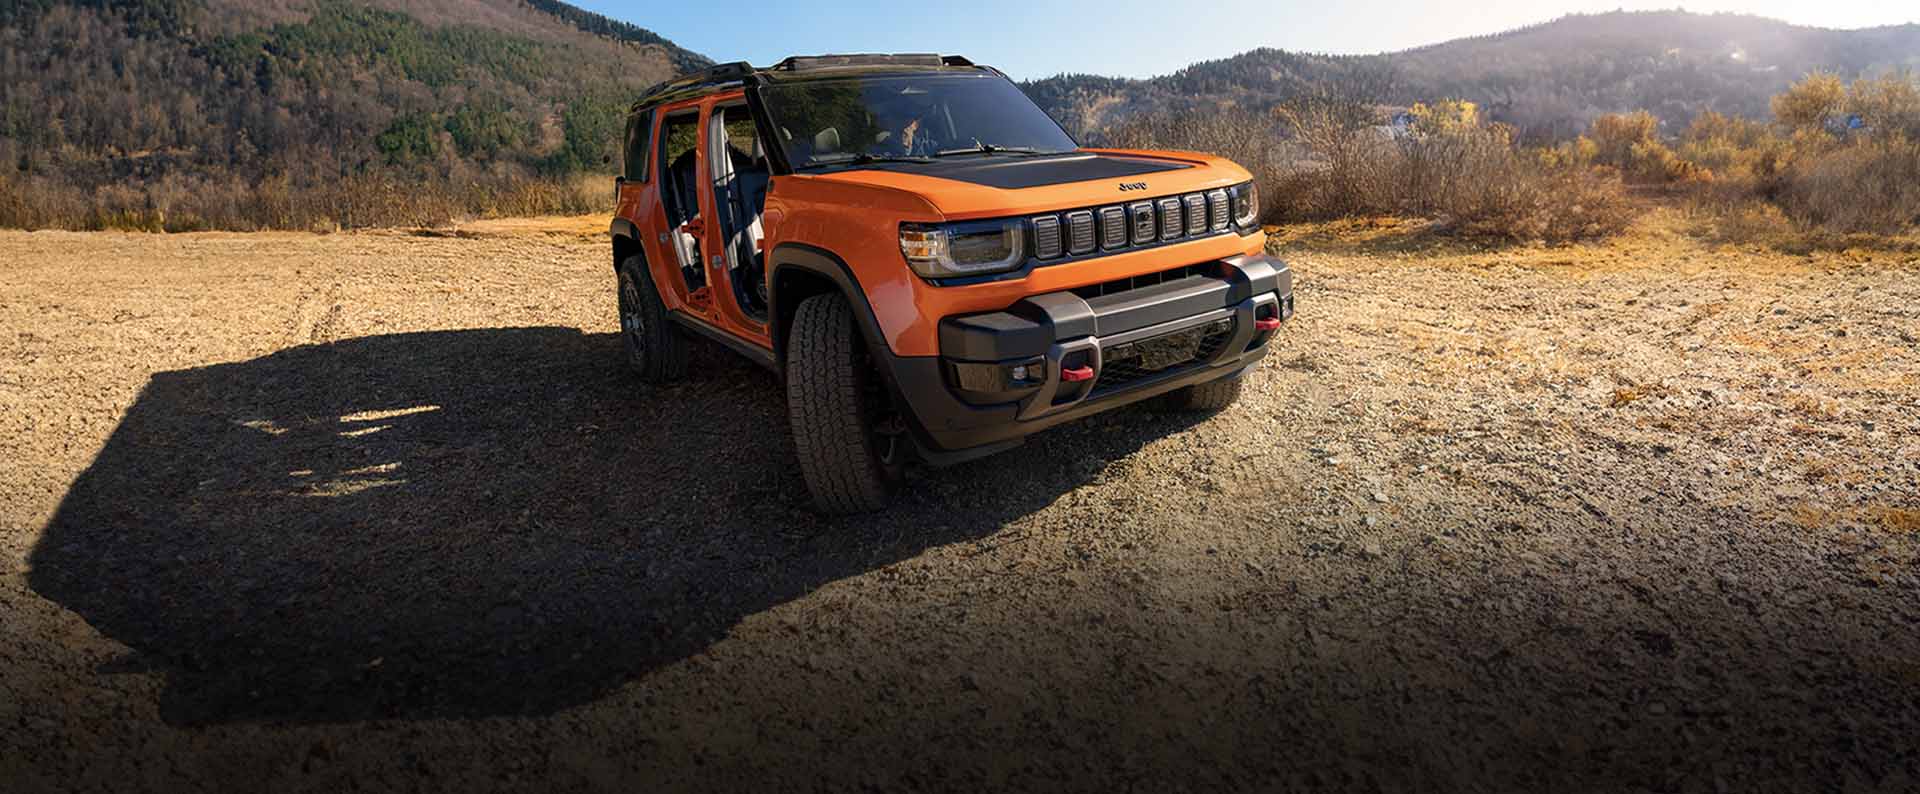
left=1677, top=111, right=1790, bottom=186
left=0, top=171, right=611, bottom=232
left=1587, top=111, right=1706, bottom=183
left=1680, top=73, right=1920, bottom=241
left=1589, top=111, right=1660, bottom=162
left=1267, top=96, right=1630, bottom=241
left=1266, top=101, right=1397, bottom=220
left=1772, top=73, right=1847, bottom=133
left=1775, top=137, right=1920, bottom=234
left=1847, top=73, right=1920, bottom=139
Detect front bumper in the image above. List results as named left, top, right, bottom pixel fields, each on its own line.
left=881, top=253, right=1293, bottom=459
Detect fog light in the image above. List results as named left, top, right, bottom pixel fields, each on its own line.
left=948, top=355, right=1046, bottom=404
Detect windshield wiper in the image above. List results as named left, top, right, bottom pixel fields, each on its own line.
left=802, top=152, right=933, bottom=170
left=933, top=144, right=1054, bottom=157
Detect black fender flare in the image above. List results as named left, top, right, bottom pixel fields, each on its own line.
left=609, top=217, right=643, bottom=272
left=766, top=243, right=893, bottom=368
left=770, top=243, right=957, bottom=454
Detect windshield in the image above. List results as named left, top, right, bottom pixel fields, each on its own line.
left=757, top=72, right=1078, bottom=170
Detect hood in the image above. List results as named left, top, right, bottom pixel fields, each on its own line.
left=807, top=148, right=1251, bottom=220
left=823, top=152, right=1189, bottom=190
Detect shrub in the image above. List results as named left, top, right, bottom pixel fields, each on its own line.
left=1845, top=72, right=1920, bottom=139
left=1775, top=138, right=1920, bottom=234
left=1677, top=111, right=1789, bottom=185
left=1257, top=96, right=1630, bottom=241
left=1589, top=111, right=1660, bottom=163
left=1586, top=111, right=1705, bottom=183
left=0, top=170, right=611, bottom=232
left=1396, top=123, right=1631, bottom=240
left=1773, top=73, right=1847, bottom=133
left=1679, top=73, right=1920, bottom=237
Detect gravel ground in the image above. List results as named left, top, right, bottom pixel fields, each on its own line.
left=3, top=214, right=1918, bottom=792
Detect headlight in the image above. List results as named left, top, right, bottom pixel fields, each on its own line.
left=1229, top=181, right=1259, bottom=230
left=900, top=219, right=1027, bottom=278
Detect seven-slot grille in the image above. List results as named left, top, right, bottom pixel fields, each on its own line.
left=1030, top=190, right=1236, bottom=261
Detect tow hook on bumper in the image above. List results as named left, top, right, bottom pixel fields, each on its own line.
left=1003, top=288, right=1281, bottom=420
left=890, top=252, right=1293, bottom=457
left=937, top=253, right=1292, bottom=416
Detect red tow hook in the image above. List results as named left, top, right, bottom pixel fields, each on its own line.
left=1254, top=316, right=1282, bottom=332
left=1061, top=365, right=1096, bottom=383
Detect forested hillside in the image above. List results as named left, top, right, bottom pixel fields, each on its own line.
left=1028, top=11, right=1920, bottom=141
left=0, top=0, right=709, bottom=229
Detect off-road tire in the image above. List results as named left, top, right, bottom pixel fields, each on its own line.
left=617, top=255, right=687, bottom=383
left=786, top=292, right=900, bottom=513
left=1157, top=375, right=1245, bottom=412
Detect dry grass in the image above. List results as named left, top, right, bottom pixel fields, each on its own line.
left=0, top=171, right=614, bottom=233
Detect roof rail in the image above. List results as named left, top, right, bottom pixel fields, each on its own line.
left=632, top=60, right=754, bottom=110
left=630, top=54, right=991, bottom=112
left=771, top=53, right=948, bottom=72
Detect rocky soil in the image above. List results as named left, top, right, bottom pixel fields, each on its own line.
left=3, top=214, right=1917, bottom=792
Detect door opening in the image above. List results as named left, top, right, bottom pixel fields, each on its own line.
left=657, top=111, right=706, bottom=293
left=709, top=103, right=770, bottom=322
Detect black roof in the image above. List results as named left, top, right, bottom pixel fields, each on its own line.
left=629, top=54, right=992, bottom=113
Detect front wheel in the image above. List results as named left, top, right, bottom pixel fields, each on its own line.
left=785, top=292, right=903, bottom=514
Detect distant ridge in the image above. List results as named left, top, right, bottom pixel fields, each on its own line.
left=1024, top=11, right=1920, bottom=140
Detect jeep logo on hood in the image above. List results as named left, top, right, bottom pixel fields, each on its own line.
left=1118, top=181, right=1148, bottom=192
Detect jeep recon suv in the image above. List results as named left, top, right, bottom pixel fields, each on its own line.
left=610, top=54, right=1294, bottom=513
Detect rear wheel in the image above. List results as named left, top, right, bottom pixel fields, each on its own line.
left=617, top=255, right=688, bottom=383
left=786, top=292, right=903, bottom=513
left=1157, top=375, right=1245, bottom=412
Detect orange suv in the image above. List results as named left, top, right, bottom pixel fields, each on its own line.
left=610, top=54, right=1294, bottom=512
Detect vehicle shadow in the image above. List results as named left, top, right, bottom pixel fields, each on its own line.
left=27, top=327, right=1203, bottom=725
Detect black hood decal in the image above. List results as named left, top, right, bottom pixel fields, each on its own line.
left=847, top=153, right=1191, bottom=190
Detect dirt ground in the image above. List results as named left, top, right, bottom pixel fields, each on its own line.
left=3, top=210, right=1918, bottom=792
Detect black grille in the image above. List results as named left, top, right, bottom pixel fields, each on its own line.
left=1019, top=192, right=1235, bottom=266
left=1184, top=193, right=1208, bottom=236
left=1156, top=198, right=1182, bottom=241
left=1069, top=262, right=1219, bottom=300
left=1032, top=215, right=1063, bottom=259
left=1091, top=322, right=1236, bottom=396
left=1098, top=206, right=1128, bottom=250
left=1128, top=202, right=1156, bottom=244
left=1207, top=189, right=1230, bottom=231
left=1065, top=211, right=1096, bottom=254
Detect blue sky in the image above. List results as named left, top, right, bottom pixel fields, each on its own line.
left=572, top=0, right=1920, bottom=80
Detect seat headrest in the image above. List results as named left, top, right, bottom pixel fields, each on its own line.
left=812, top=127, right=841, bottom=154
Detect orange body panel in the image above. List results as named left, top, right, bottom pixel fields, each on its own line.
left=615, top=93, right=1267, bottom=359
left=616, top=91, right=771, bottom=350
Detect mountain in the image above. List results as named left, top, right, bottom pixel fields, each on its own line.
left=0, top=0, right=710, bottom=228
left=1026, top=11, right=1920, bottom=141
